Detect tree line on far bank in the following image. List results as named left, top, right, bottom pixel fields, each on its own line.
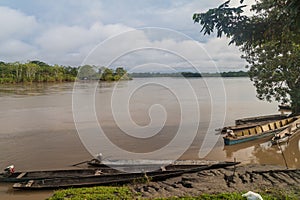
left=0, top=61, right=130, bottom=84
left=0, top=60, right=248, bottom=84
left=130, top=70, right=248, bottom=78
left=78, top=65, right=131, bottom=81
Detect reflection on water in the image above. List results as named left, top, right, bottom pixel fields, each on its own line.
left=0, top=183, right=52, bottom=200
left=0, top=82, right=74, bottom=97
left=222, top=133, right=300, bottom=168
left=0, top=81, right=118, bottom=97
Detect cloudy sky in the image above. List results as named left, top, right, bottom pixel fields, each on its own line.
left=0, top=0, right=255, bottom=72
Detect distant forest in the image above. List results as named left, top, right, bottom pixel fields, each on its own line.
left=0, top=61, right=130, bottom=84
left=0, top=60, right=248, bottom=84
left=130, top=71, right=248, bottom=78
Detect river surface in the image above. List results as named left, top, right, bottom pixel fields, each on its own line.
left=0, top=77, right=299, bottom=199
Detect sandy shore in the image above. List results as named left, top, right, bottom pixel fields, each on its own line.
left=130, top=164, right=300, bottom=198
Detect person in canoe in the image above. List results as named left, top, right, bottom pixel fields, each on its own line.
left=2, top=165, right=15, bottom=176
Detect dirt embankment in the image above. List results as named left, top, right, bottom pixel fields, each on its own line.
left=131, top=164, right=300, bottom=198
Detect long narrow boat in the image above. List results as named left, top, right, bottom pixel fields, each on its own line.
left=223, top=115, right=300, bottom=145
left=87, top=159, right=222, bottom=170
left=235, top=114, right=288, bottom=126
left=220, top=114, right=289, bottom=134
left=0, top=168, right=120, bottom=183
left=1, top=164, right=198, bottom=183
left=1, top=161, right=234, bottom=183
left=87, top=159, right=172, bottom=170
left=12, top=161, right=239, bottom=190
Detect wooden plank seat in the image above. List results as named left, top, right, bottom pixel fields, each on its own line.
left=16, top=172, right=27, bottom=179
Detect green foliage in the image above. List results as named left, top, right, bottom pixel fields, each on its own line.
left=0, top=61, right=78, bottom=83
left=99, top=66, right=131, bottom=81
left=130, top=72, right=183, bottom=78
left=0, top=62, right=131, bottom=83
left=76, top=65, right=131, bottom=81
left=220, top=71, right=248, bottom=77
left=48, top=186, right=134, bottom=200
left=181, top=72, right=202, bottom=77
left=193, top=0, right=300, bottom=114
left=101, top=67, right=114, bottom=81
left=131, top=71, right=248, bottom=78
left=115, top=67, right=126, bottom=77
left=78, top=65, right=98, bottom=80
left=193, top=1, right=249, bottom=45
left=48, top=187, right=299, bottom=200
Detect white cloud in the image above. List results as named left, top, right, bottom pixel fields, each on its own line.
left=35, top=22, right=133, bottom=66
left=203, top=37, right=246, bottom=69
left=82, top=28, right=246, bottom=73
left=0, top=1, right=250, bottom=71
left=0, top=39, right=36, bottom=61
left=0, top=6, right=38, bottom=62
left=0, top=6, right=38, bottom=41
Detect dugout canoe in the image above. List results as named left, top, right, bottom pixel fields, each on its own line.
left=13, top=161, right=239, bottom=189
left=0, top=168, right=120, bottom=183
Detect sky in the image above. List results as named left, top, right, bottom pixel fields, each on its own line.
left=0, top=0, right=256, bottom=72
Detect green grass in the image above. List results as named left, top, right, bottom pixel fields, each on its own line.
left=48, top=186, right=299, bottom=200
left=47, top=186, right=135, bottom=200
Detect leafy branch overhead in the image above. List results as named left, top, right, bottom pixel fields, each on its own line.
left=193, top=1, right=249, bottom=44
left=193, top=0, right=300, bottom=114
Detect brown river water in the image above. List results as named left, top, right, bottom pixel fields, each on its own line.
left=0, top=77, right=299, bottom=199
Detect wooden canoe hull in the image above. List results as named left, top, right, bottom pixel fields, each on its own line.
left=0, top=168, right=120, bottom=183
left=12, top=162, right=239, bottom=189
left=88, top=161, right=211, bottom=171
left=223, top=129, right=282, bottom=145
left=221, top=114, right=289, bottom=134
left=13, top=169, right=196, bottom=189
left=235, top=114, right=288, bottom=125
left=223, top=115, right=300, bottom=145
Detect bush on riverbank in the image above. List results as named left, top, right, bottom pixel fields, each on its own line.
left=48, top=186, right=299, bottom=200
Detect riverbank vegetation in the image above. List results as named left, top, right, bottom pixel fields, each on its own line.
left=0, top=61, right=131, bottom=84
left=78, top=65, right=131, bottom=81
left=130, top=71, right=248, bottom=78
left=0, top=61, right=248, bottom=83
left=48, top=186, right=133, bottom=200
left=0, top=61, right=77, bottom=83
left=48, top=186, right=299, bottom=200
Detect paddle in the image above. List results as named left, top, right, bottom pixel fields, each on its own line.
left=71, top=160, right=90, bottom=167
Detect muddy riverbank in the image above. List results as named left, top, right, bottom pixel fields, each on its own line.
left=4, top=163, right=299, bottom=200
left=131, top=163, right=300, bottom=198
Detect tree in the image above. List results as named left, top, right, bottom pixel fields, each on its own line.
left=193, top=0, right=300, bottom=114
left=101, top=68, right=114, bottom=81
left=115, top=67, right=126, bottom=76
left=24, top=62, right=40, bottom=82
left=0, top=61, right=79, bottom=83
left=115, top=67, right=131, bottom=80
left=78, top=65, right=98, bottom=80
